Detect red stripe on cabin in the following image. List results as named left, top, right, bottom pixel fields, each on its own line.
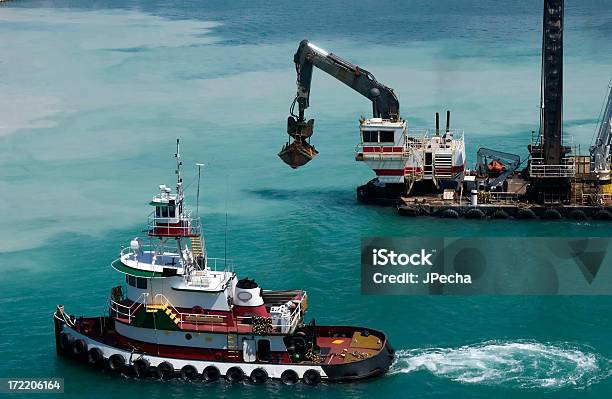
left=362, top=146, right=404, bottom=153
left=374, top=169, right=405, bottom=176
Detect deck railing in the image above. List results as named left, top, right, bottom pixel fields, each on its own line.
left=109, top=291, right=306, bottom=334
left=108, top=292, right=148, bottom=323
left=147, top=209, right=202, bottom=236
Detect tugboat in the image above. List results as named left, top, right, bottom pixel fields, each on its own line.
left=53, top=140, right=394, bottom=384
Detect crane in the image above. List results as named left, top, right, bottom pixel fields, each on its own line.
left=279, top=40, right=400, bottom=169
left=590, top=79, right=612, bottom=181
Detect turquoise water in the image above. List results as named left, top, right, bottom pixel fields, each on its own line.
left=1, top=0, right=612, bottom=397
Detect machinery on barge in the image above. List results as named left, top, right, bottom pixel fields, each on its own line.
left=278, top=40, right=466, bottom=201
left=54, top=141, right=394, bottom=384
left=279, top=0, right=612, bottom=220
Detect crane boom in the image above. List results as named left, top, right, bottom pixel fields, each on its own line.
left=279, top=40, right=400, bottom=169
left=292, top=40, right=400, bottom=121
left=590, top=81, right=612, bottom=181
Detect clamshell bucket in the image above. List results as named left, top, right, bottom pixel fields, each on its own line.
left=278, top=139, right=319, bottom=169
left=279, top=116, right=318, bottom=168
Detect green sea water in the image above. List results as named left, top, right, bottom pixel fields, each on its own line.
left=1, top=1, right=611, bottom=398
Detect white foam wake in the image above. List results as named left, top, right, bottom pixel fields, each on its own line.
left=391, top=340, right=611, bottom=389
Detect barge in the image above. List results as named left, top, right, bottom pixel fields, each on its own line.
left=280, top=1, right=612, bottom=220
left=54, top=141, right=394, bottom=384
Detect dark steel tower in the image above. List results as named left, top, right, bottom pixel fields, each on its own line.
left=528, top=0, right=572, bottom=204
left=540, top=0, right=564, bottom=165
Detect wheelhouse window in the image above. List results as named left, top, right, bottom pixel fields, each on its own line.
left=155, top=207, right=161, bottom=217
left=136, top=277, right=147, bottom=289
left=379, top=130, right=395, bottom=142
left=126, top=275, right=147, bottom=289
left=161, top=206, right=168, bottom=218
left=168, top=205, right=175, bottom=218
left=362, top=131, right=378, bottom=142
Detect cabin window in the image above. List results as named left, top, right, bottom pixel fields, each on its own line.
left=257, top=339, right=272, bottom=361
left=379, top=130, right=395, bottom=142
left=136, top=277, right=147, bottom=289
left=161, top=206, right=168, bottom=218
left=155, top=207, right=161, bottom=217
left=168, top=205, right=175, bottom=218
left=127, top=275, right=136, bottom=287
left=362, top=131, right=378, bottom=142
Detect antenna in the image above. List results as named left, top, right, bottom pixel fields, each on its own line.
left=195, top=163, right=205, bottom=217
left=175, top=139, right=183, bottom=197
left=224, top=175, right=229, bottom=268
left=224, top=210, right=228, bottom=268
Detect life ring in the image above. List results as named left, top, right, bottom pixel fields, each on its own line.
left=280, top=369, right=299, bottom=385
left=542, top=209, right=562, bottom=220
left=214, top=352, right=223, bottom=361
left=72, top=339, right=88, bottom=357
left=107, top=354, right=126, bottom=372
left=202, top=366, right=220, bottom=382
left=157, top=361, right=175, bottom=380
left=466, top=208, right=485, bottom=219
left=226, top=366, right=244, bottom=382
left=87, top=347, right=104, bottom=366
left=302, top=369, right=321, bottom=385
left=59, top=332, right=73, bottom=354
left=180, top=365, right=199, bottom=381
left=250, top=368, right=268, bottom=385
left=133, top=358, right=150, bottom=378
left=440, top=209, right=459, bottom=219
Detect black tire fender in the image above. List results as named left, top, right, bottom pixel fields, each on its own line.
left=72, top=339, right=88, bottom=357
left=492, top=210, right=509, bottom=219
left=569, top=209, right=587, bottom=220
left=158, top=361, right=175, bottom=380
left=250, top=368, right=268, bottom=384
left=441, top=209, right=459, bottom=219
left=202, top=365, right=220, bottom=382
left=180, top=365, right=199, bottom=381
left=87, top=347, right=104, bottom=365
left=59, top=332, right=73, bottom=353
left=517, top=208, right=536, bottom=219
left=594, top=210, right=612, bottom=220
left=542, top=209, right=562, bottom=220
left=303, top=369, right=321, bottom=385
left=226, top=366, right=244, bottom=382
left=466, top=208, right=485, bottom=219
left=280, top=369, right=299, bottom=385
left=108, top=354, right=126, bottom=372
left=133, top=358, right=150, bottom=378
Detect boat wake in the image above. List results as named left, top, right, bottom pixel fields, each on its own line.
left=391, top=340, right=611, bottom=389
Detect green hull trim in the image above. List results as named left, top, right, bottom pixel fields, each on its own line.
left=111, top=259, right=164, bottom=278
